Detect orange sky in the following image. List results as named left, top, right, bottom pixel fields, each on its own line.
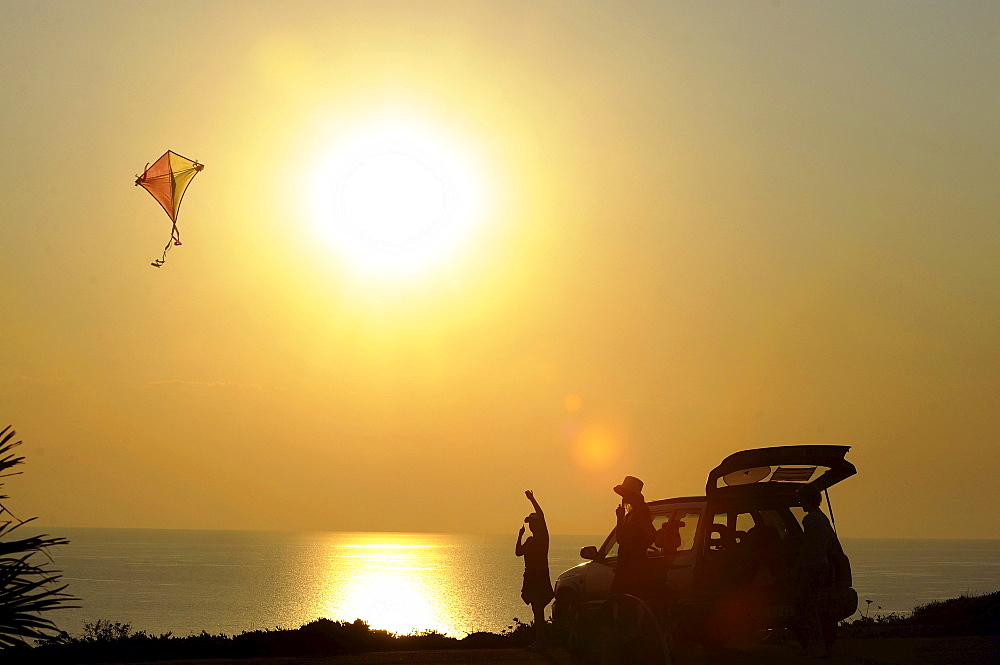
left=1, top=1, right=998, bottom=539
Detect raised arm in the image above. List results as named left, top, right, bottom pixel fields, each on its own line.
left=525, top=490, right=543, bottom=517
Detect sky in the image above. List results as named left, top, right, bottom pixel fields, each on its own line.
left=1, top=1, right=997, bottom=539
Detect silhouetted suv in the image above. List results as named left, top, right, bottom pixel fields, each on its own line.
left=552, top=445, right=858, bottom=650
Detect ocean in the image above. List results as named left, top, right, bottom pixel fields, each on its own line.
left=40, top=528, right=1000, bottom=638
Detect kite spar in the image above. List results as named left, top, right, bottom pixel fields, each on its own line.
left=135, top=150, right=204, bottom=267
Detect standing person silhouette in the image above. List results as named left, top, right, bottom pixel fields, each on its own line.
left=611, top=475, right=656, bottom=598
left=516, top=490, right=553, bottom=647
left=794, top=484, right=836, bottom=658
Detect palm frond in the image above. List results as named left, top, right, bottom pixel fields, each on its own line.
left=0, top=425, right=78, bottom=648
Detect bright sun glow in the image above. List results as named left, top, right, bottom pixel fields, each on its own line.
left=307, top=123, right=483, bottom=277
left=315, top=534, right=457, bottom=636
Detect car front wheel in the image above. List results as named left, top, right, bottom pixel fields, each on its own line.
left=553, top=589, right=581, bottom=643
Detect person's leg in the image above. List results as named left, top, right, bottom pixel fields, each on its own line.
left=531, top=602, right=547, bottom=646
left=797, top=567, right=827, bottom=657
left=821, top=617, right=837, bottom=651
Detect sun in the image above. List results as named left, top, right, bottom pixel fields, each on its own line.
left=341, top=153, right=444, bottom=245
left=307, top=123, right=483, bottom=277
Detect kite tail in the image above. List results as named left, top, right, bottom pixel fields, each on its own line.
left=150, top=223, right=182, bottom=268
left=151, top=242, right=169, bottom=267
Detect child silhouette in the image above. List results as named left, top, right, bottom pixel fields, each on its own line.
left=515, top=490, right=553, bottom=647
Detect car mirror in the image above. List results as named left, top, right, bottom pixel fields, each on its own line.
left=580, top=545, right=600, bottom=560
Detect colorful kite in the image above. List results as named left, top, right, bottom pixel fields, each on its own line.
left=135, top=150, right=204, bottom=267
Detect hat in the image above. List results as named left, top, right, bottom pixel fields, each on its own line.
left=614, top=475, right=644, bottom=498
left=524, top=512, right=541, bottom=524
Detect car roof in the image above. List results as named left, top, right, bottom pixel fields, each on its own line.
left=648, top=496, right=706, bottom=507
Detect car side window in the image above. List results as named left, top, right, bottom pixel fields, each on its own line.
left=648, top=511, right=674, bottom=554
left=674, top=511, right=700, bottom=552
left=708, top=512, right=733, bottom=551
left=735, top=511, right=756, bottom=545
left=605, top=508, right=704, bottom=557
left=651, top=511, right=674, bottom=533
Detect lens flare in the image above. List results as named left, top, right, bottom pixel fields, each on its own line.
left=571, top=423, right=621, bottom=471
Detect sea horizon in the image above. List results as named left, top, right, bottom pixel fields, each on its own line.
left=36, top=524, right=1000, bottom=540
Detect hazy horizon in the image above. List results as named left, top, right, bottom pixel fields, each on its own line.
left=36, top=524, right=1000, bottom=540
left=3, top=1, right=998, bottom=540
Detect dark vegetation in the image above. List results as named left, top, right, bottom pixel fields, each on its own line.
left=15, top=617, right=538, bottom=663
left=0, top=426, right=77, bottom=648
left=839, top=591, right=1000, bottom=638
left=13, top=592, right=999, bottom=664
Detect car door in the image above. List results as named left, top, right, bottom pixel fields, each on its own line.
left=579, top=529, right=617, bottom=602
left=661, top=508, right=702, bottom=599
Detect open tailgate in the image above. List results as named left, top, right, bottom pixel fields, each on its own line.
left=706, top=445, right=856, bottom=500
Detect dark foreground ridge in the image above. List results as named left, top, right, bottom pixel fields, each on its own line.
left=12, top=616, right=535, bottom=664
left=838, top=590, right=1000, bottom=639
left=10, top=591, right=999, bottom=664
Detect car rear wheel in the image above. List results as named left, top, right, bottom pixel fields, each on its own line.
left=583, top=594, right=672, bottom=665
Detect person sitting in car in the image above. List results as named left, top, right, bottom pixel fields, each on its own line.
left=654, top=518, right=685, bottom=555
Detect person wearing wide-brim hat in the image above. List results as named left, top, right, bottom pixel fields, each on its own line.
left=611, top=475, right=656, bottom=597
left=654, top=517, right=685, bottom=554
left=516, top=490, right=553, bottom=647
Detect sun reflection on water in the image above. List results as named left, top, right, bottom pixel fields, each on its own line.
left=312, top=533, right=458, bottom=636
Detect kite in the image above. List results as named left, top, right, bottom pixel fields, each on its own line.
left=135, top=150, right=204, bottom=267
